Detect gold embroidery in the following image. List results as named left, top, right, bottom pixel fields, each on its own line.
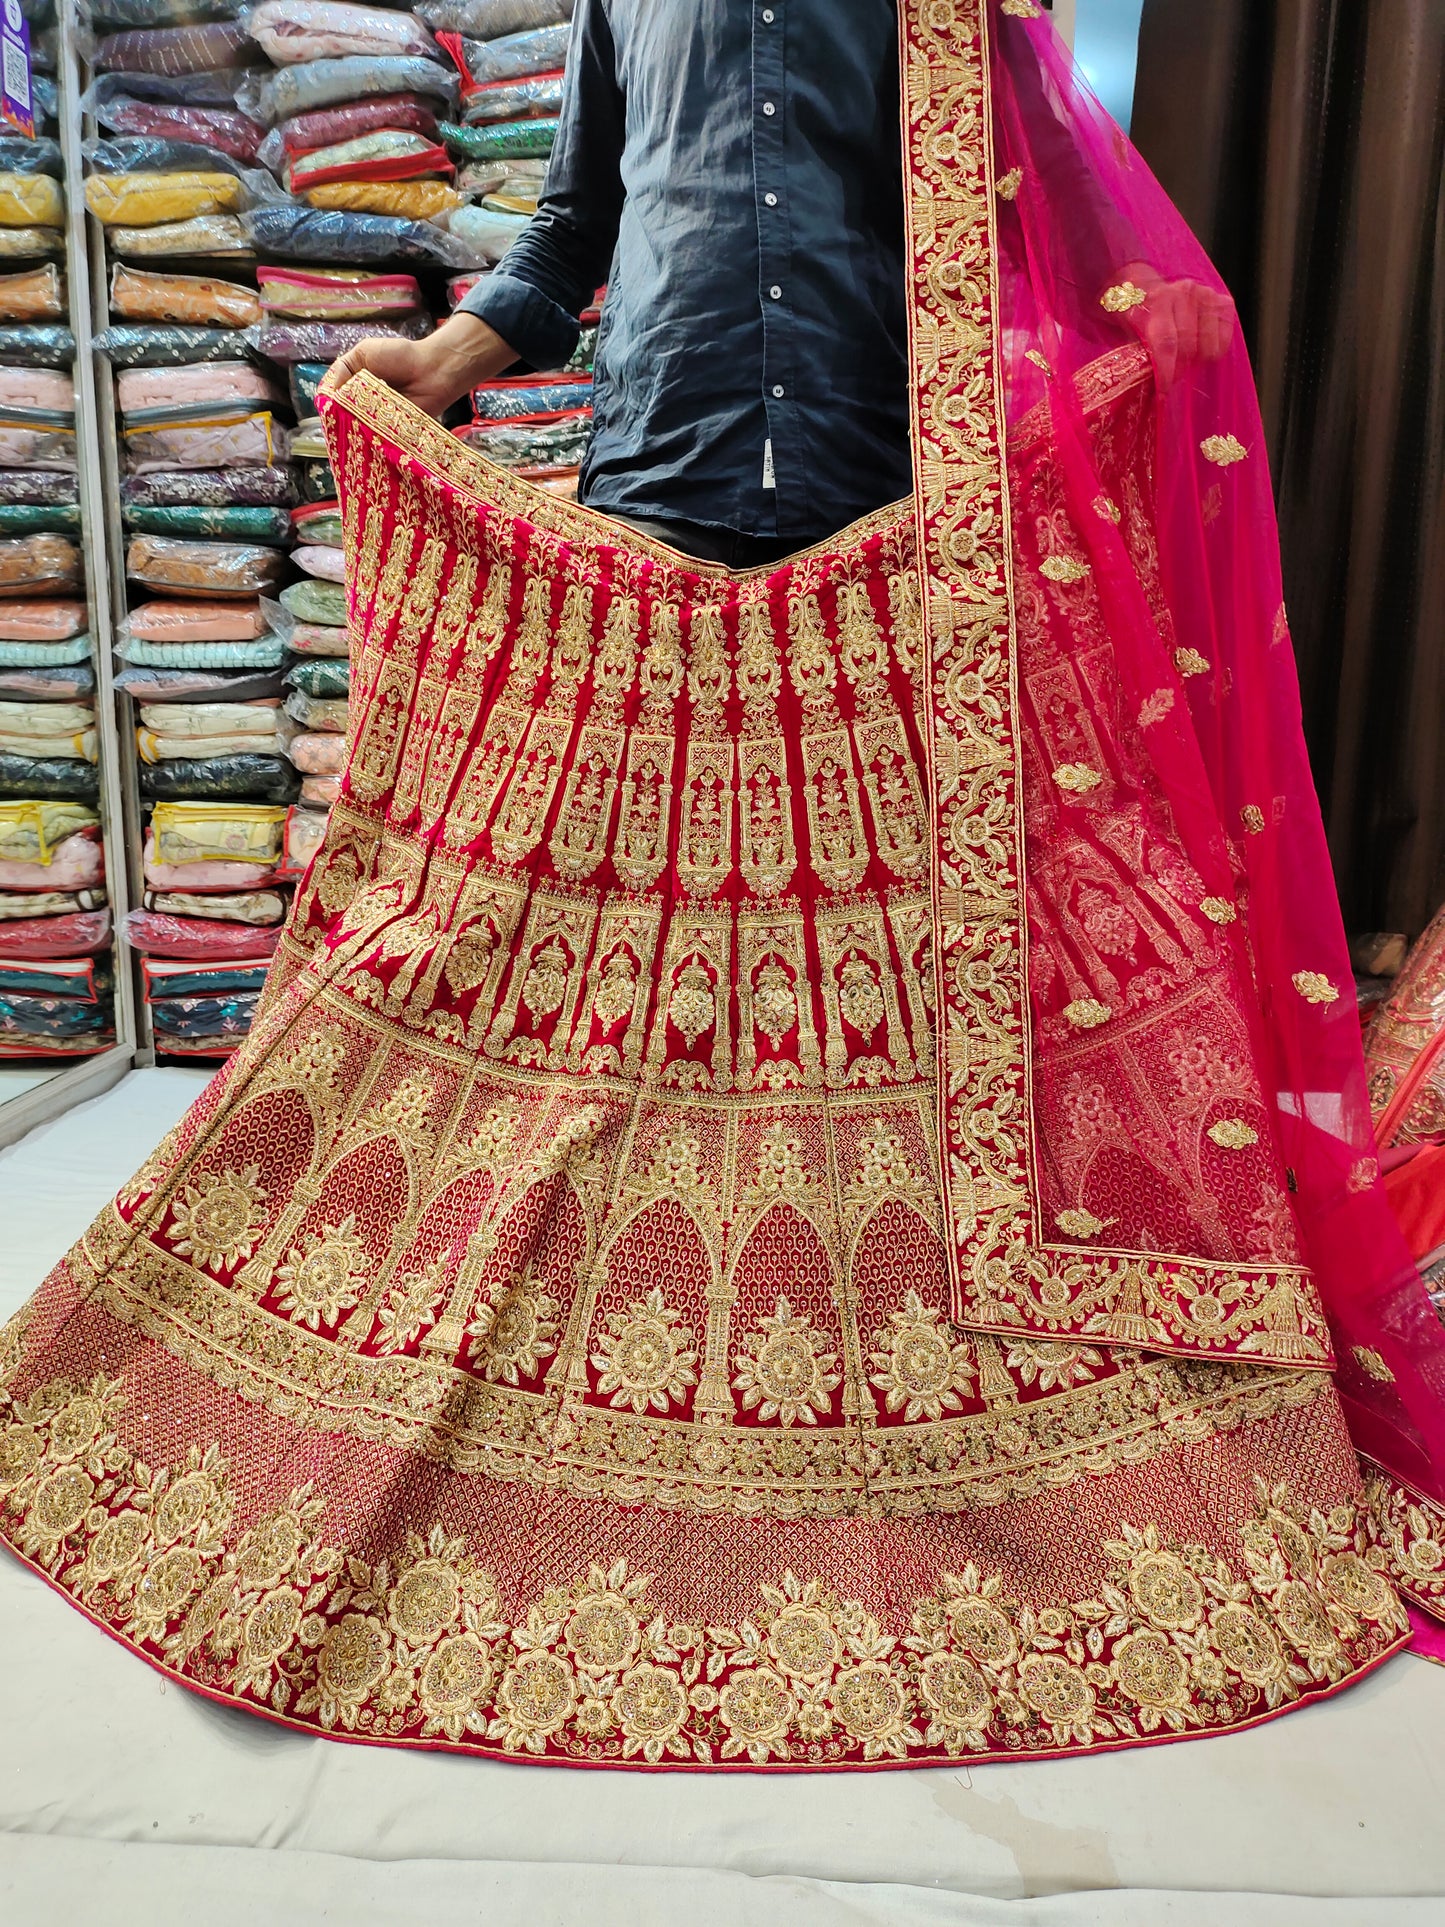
left=1040, top=554, right=1091, bottom=584
left=591, top=1289, right=700, bottom=1415
left=1201, top=434, right=1248, bottom=467
left=1063, top=999, right=1113, bottom=1030
left=1241, top=805, right=1266, bottom=835
left=1052, top=763, right=1103, bottom=794
left=1175, top=648, right=1211, bottom=676
left=1201, top=899, right=1237, bottom=925
left=1353, top=1347, right=1395, bottom=1384
left=1056, top=1210, right=1109, bottom=1239
left=1101, top=282, right=1148, bottom=313
left=1208, top=1120, right=1259, bottom=1150
left=1138, top=689, right=1175, bottom=727
left=996, top=166, right=1023, bottom=200
left=732, top=1298, right=842, bottom=1427
left=1292, top=972, right=1339, bottom=1007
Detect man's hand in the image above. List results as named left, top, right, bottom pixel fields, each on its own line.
left=1116, top=263, right=1236, bottom=386
left=330, top=314, right=520, bottom=417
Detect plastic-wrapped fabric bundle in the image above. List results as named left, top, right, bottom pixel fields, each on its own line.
left=0, top=906, right=110, bottom=957
left=0, top=799, right=97, bottom=857
left=0, top=957, right=111, bottom=1000
left=244, top=56, right=459, bottom=126
left=126, top=598, right=267, bottom=641
left=143, top=844, right=276, bottom=890
left=117, top=635, right=285, bottom=669
left=109, top=264, right=262, bottom=327
left=86, top=172, right=246, bottom=227
left=85, top=137, right=257, bottom=180
left=280, top=615, right=347, bottom=655
left=0, top=177, right=63, bottom=229
left=243, top=202, right=462, bottom=265
left=287, top=361, right=327, bottom=415
left=0, top=755, right=99, bottom=801
left=286, top=129, right=453, bottom=190
left=146, top=885, right=286, bottom=922
left=123, top=414, right=288, bottom=471
left=0, top=367, right=73, bottom=410
left=136, top=696, right=282, bottom=737
left=123, top=907, right=280, bottom=959
left=149, top=797, right=286, bottom=867
left=114, top=665, right=282, bottom=702
left=438, top=116, right=556, bottom=160
left=126, top=537, right=287, bottom=596
left=567, top=321, right=597, bottom=372
left=452, top=158, right=543, bottom=201
left=461, top=73, right=563, bottom=126
left=471, top=373, right=590, bottom=419
left=0, top=661, right=94, bottom=700
left=286, top=730, right=344, bottom=775
left=0, top=138, right=61, bottom=178
left=0, top=470, right=75, bottom=506
left=271, top=93, right=440, bottom=159
left=247, top=2, right=440, bottom=66
left=281, top=801, right=328, bottom=872
left=295, top=457, right=335, bottom=500
left=0, top=991, right=113, bottom=1044
left=278, top=576, right=344, bottom=626
left=289, top=501, right=341, bottom=547
left=284, top=656, right=347, bottom=699
left=0, top=599, right=85, bottom=641
left=123, top=503, right=292, bottom=542
left=92, top=20, right=252, bottom=74
left=0, top=534, right=79, bottom=596
left=115, top=361, right=277, bottom=410
left=148, top=988, right=258, bottom=1039
left=0, top=888, right=106, bottom=921
left=282, top=687, right=346, bottom=730
left=0, top=266, right=63, bottom=321
left=96, top=325, right=267, bottom=366
left=93, top=99, right=266, bottom=164
left=257, top=266, right=422, bottom=321
left=298, top=771, right=338, bottom=805
left=0, top=505, right=79, bottom=535
left=139, top=754, right=301, bottom=802
left=290, top=418, right=327, bottom=459
left=0, top=698, right=95, bottom=749
left=416, top=0, right=572, bottom=32
left=0, top=230, right=64, bottom=260
left=109, top=214, right=251, bottom=258
left=303, top=180, right=463, bottom=219
left=138, top=721, right=289, bottom=761
left=122, top=466, right=297, bottom=508
left=291, top=542, right=344, bottom=583
left=442, top=24, right=569, bottom=85
left=0, top=822, right=104, bottom=887
left=141, top=958, right=270, bottom=997
left=243, top=312, right=430, bottom=363
left=436, top=201, right=527, bottom=262
left=88, top=0, right=248, bottom=24
left=0, top=429, right=73, bottom=472
left=0, top=325, right=73, bottom=367
left=456, top=412, right=589, bottom=470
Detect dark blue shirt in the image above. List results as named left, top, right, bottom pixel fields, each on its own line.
left=459, top=0, right=911, bottom=544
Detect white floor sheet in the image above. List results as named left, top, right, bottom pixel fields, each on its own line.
left=2, top=1070, right=1443, bottom=1926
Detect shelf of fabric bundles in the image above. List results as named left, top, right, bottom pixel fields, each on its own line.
left=0, top=3, right=142, bottom=1144
left=49, top=0, right=598, bottom=1073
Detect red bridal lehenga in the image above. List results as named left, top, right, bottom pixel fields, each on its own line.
left=4, top=0, right=1445, bottom=1770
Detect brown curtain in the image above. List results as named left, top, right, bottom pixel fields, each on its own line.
left=1131, top=0, right=1445, bottom=939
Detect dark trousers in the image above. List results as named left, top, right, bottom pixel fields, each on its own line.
left=608, top=512, right=805, bottom=570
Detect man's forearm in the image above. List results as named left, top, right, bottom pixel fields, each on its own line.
left=427, top=312, right=522, bottom=398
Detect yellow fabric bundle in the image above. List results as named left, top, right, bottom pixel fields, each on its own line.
left=0, top=175, right=63, bottom=229
left=303, top=180, right=464, bottom=219
left=85, top=173, right=245, bottom=228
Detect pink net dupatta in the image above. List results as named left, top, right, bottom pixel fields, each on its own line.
left=977, top=0, right=1445, bottom=1546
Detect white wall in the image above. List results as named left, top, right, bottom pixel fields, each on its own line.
left=1072, top=0, right=1145, bottom=128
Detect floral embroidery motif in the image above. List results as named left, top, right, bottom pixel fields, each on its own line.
left=1055, top=1209, right=1109, bottom=1239
left=1100, top=282, right=1148, bottom=312
left=467, top=1267, right=560, bottom=1385
left=1292, top=972, right=1339, bottom=1007
left=867, top=1292, right=977, bottom=1421
left=1241, top=805, right=1266, bottom=834
left=1040, top=555, right=1092, bottom=585
left=1200, top=898, right=1237, bottom=925
left=1051, top=763, right=1104, bottom=794
left=732, top=1299, right=842, bottom=1427
left=591, top=1289, right=700, bottom=1415
left=1200, top=434, right=1248, bottom=467
left=274, top=1218, right=369, bottom=1330
left=1208, top=1119, right=1259, bottom=1151
left=1352, top=1347, right=1395, bottom=1385
left=996, top=166, right=1024, bottom=199
left=0, top=1368, right=1409, bottom=1769
left=1000, top=0, right=1041, bottom=15
left=1063, top=999, right=1113, bottom=1029
left=1175, top=647, right=1212, bottom=676
left=167, top=1167, right=269, bottom=1274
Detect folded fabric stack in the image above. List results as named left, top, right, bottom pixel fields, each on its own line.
left=0, top=105, right=114, bottom=1058
left=133, top=799, right=287, bottom=1053
left=0, top=799, right=113, bottom=1059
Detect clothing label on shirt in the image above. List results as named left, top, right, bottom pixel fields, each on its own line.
left=762, top=438, right=776, bottom=490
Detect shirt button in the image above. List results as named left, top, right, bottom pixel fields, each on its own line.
left=772, top=384, right=785, bottom=398
left=762, top=101, right=776, bottom=116
left=769, top=284, right=782, bottom=300
left=762, top=7, right=775, bottom=19
left=764, top=192, right=778, bottom=207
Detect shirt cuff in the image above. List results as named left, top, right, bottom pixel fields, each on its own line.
left=456, top=274, right=583, bottom=375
